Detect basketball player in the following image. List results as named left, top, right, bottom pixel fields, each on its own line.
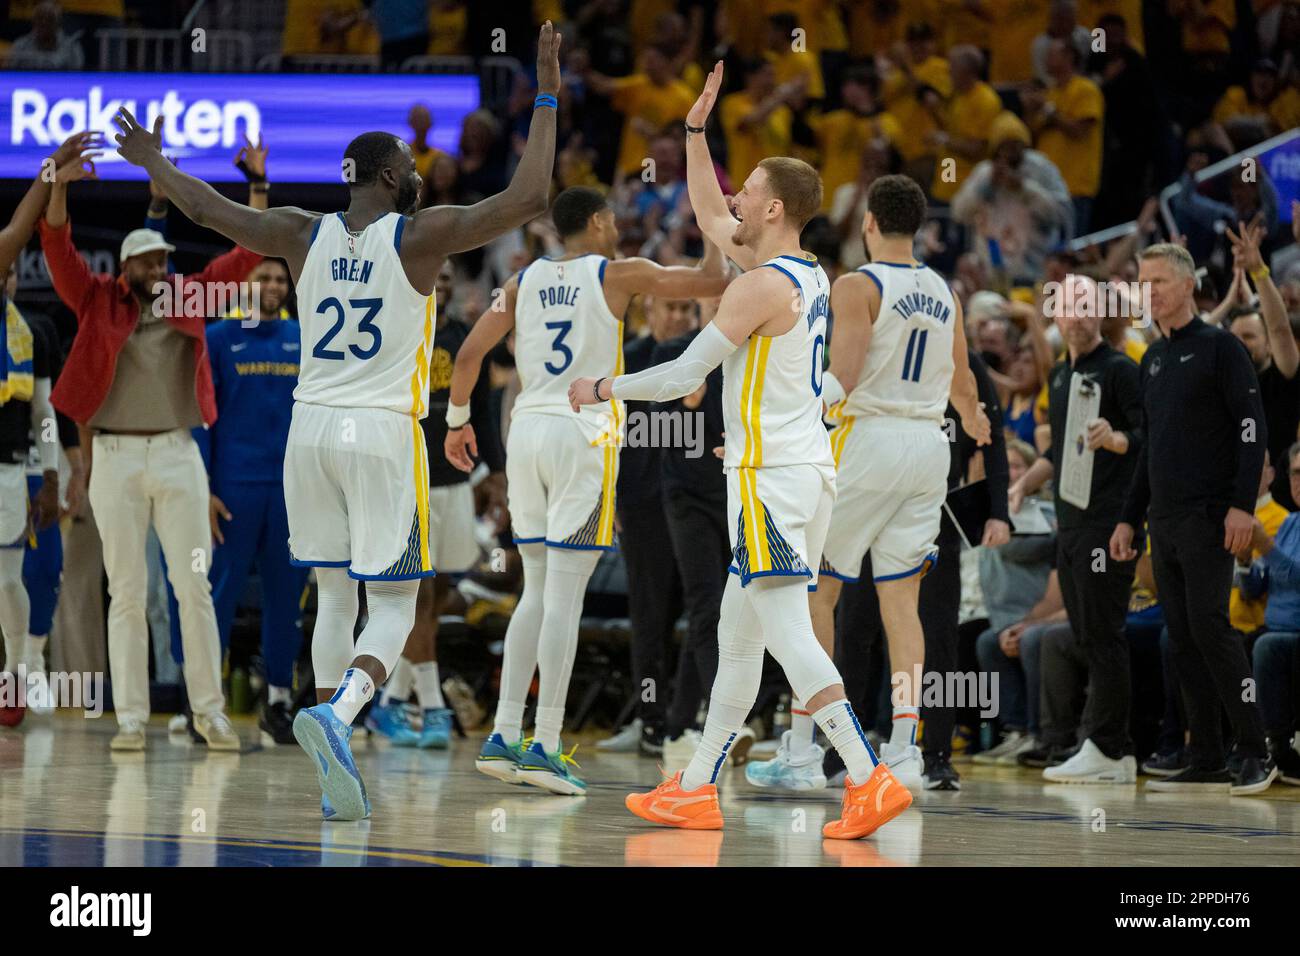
left=746, top=175, right=990, bottom=793
left=445, top=185, right=729, bottom=795
left=113, top=23, right=563, bottom=820
left=0, top=133, right=98, bottom=728
left=570, top=62, right=911, bottom=839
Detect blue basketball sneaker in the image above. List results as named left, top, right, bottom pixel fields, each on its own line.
left=418, top=707, right=453, bottom=749
left=475, top=732, right=528, bottom=784
left=365, top=699, right=419, bottom=746
left=744, top=731, right=827, bottom=791
left=517, top=740, right=587, bottom=795
left=294, top=704, right=370, bottom=821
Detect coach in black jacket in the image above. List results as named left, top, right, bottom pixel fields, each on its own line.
left=1011, top=275, right=1143, bottom=780
left=1111, top=244, right=1275, bottom=794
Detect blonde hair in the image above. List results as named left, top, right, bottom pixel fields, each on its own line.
left=756, top=156, right=823, bottom=230
left=1139, top=243, right=1196, bottom=279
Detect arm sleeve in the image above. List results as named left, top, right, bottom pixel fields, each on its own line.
left=971, top=350, right=1010, bottom=523
left=1222, top=334, right=1269, bottom=514
left=611, top=321, right=738, bottom=403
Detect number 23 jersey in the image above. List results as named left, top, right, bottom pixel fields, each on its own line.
left=512, top=254, right=624, bottom=444
left=294, top=211, right=435, bottom=418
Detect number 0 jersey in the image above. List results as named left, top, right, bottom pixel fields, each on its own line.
left=512, top=254, right=624, bottom=444
left=722, top=254, right=834, bottom=470
left=837, top=261, right=956, bottom=424
left=295, top=211, right=435, bottom=418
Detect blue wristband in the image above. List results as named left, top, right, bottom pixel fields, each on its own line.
left=534, top=93, right=558, bottom=110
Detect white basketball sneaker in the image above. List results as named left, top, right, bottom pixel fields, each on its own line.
left=1042, top=738, right=1136, bottom=784
left=880, top=741, right=924, bottom=792
left=744, top=731, right=827, bottom=791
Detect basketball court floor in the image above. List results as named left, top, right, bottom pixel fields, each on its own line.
left=1, top=714, right=1296, bottom=867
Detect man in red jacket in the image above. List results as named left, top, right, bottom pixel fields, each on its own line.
left=39, top=167, right=262, bottom=752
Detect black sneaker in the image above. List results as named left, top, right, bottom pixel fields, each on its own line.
left=638, top=724, right=664, bottom=757
left=1231, top=754, right=1278, bottom=795
left=922, top=752, right=961, bottom=791
left=259, top=701, right=295, bottom=745
left=1270, top=740, right=1300, bottom=786
left=1144, top=766, right=1233, bottom=792
left=1141, top=750, right=1189, bottom=777
left=1016, top=743, right=1072, bottom=768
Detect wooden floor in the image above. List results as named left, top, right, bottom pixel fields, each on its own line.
left=1, top=713, right=1296, bottom=867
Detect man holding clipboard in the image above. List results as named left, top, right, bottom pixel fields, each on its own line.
left=1009, top=274, right=1143, bottom=783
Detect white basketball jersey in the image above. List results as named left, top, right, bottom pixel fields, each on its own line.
left=722, top=254, right=834, bottom=470
left=295, top=212, right=434, bottom=417
left=512, top=254, right=624, bottom=444
left=840, top=261, right=956, bottom=423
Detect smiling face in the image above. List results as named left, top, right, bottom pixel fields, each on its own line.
left=123, top=250, right=169, bottom=304
left=731, top=167, right=773, bottom=248
left=252, top=259, right=290, bottom=315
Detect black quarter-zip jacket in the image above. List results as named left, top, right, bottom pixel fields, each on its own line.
left=1121, top=316, right=1267, bottom=525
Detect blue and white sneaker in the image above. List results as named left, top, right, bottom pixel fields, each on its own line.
left=294, top=704, right=370, bottom=821
left=475, top=732, right=530, bottom=784
left=365, top=699, right=419, bottom=746
left=744, top=730, right=827, bottom=791
left=517, top=740, right=587, bottom=795
left=418, top=707, right=453, bottom=749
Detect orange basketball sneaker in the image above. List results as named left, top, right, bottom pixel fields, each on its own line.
left=822, top=761, right=913, bottom=840
left=625, top=771, right=724, bottom=830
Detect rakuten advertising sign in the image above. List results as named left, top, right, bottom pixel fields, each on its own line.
left=2, top=72, right=479, bottom=182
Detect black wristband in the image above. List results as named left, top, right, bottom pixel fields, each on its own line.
left=685, top=123, right=705, bottom=134
left=594, top=377, right=607, bottom=402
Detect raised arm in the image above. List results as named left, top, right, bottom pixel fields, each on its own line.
left=113, top=108, right=316, bottom=274
left=401, top=23, right=561, bottom=269
left=1230, top=218, right=1297, bottom=378
left=0, top=133, right=100, bottom=277
left=603, top=237, right=731, bottom=304
left=685, top=61, right=757, bottom=272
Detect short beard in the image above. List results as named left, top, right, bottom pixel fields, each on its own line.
left=396, top=180, right=419, bottom=215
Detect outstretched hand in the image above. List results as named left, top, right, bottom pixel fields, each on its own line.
left=112, top=107, right=163, bottom=167
left=49, top=131, right=102, bottom=170
left=536, top=20, right=562, bottom=95
left=687, top=61, right=724, bottom=130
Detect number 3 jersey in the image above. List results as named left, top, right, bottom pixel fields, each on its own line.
left=722, top=254, right=834, bottom=470
left=512, top=254, right=624, bottom=444
left=837, top=261, right=956, bottom=424
left=294, top=211, right=435, bottom=418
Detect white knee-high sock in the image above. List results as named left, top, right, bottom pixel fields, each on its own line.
left=381, top=655, right=415, bottom=706
left=493, top=543, right=547, bottom=744
left=352, top=580, right=421, bottom=676
left=533, top=547, right=600, bottom=752
left=813, top=699, right=880, bottom=784
left=681, top=577, right=764, bottom=791
left=890, top=705, right=920, bottom=748
left=789, top=696, right=818, bottom=755
left=413, top=660, right=444, bottom=709
left=312, top=568, right=359, bottom=689
left=0, top=548, right=31, bottom=673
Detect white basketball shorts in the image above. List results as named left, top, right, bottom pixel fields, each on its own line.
left=506, top=412, right=618, bottom=551
left=284, top=401, right=434, bottom=580
left=821, top=416, right=949, bottom=583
